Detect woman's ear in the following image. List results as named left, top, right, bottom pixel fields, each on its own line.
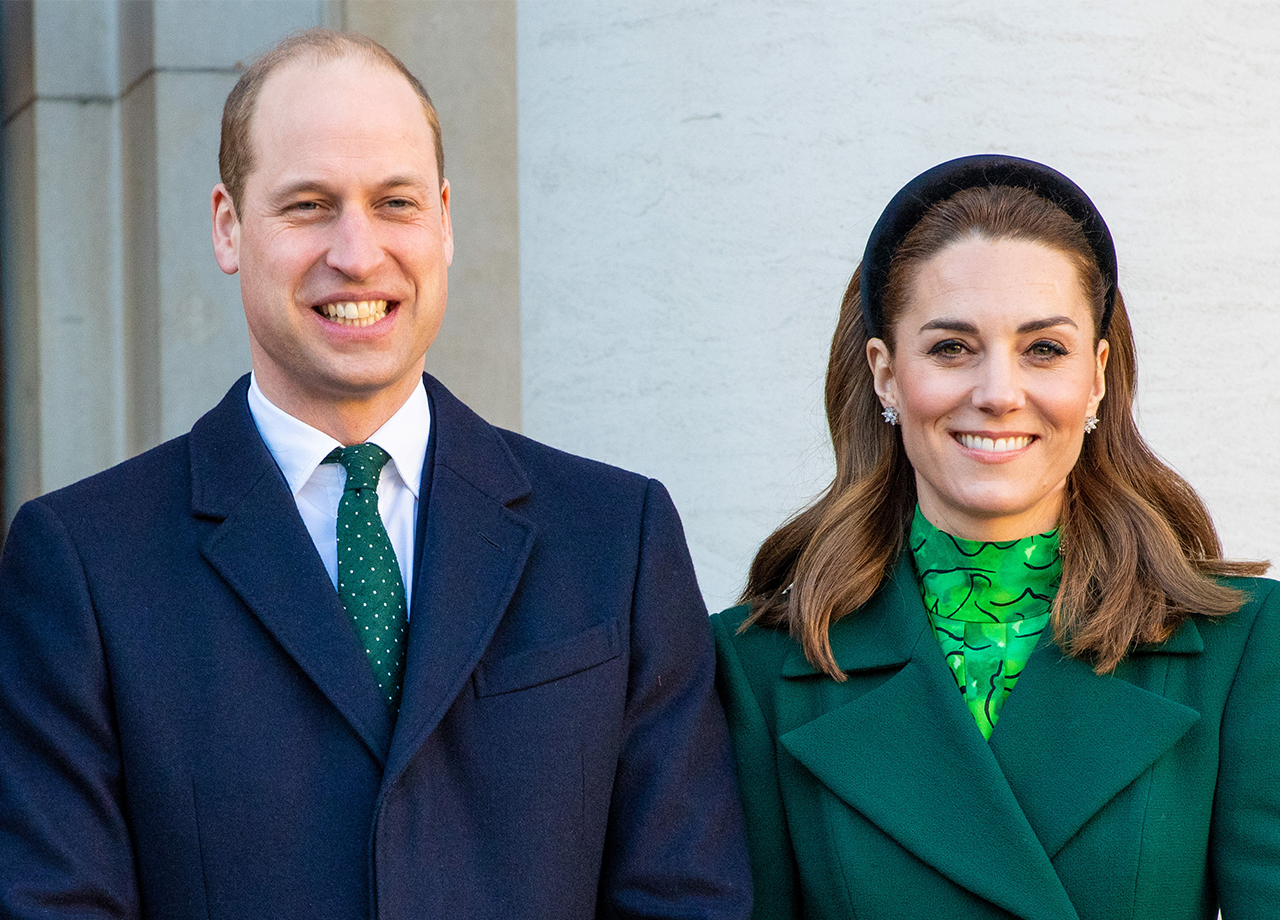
left=1088, top=338, right=1109, bottom=416
left=866, top=337, right=897, bottom=411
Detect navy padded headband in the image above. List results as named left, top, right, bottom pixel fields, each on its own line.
left=859, top=154, right=1118, bottom=339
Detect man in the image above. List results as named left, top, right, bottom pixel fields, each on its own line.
left=0, top=29, right=750, bottom=920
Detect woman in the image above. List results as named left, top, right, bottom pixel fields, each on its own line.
left=713, top=155, right=1278, bottom=920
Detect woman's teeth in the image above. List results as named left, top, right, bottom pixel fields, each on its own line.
left=957, top=434, right=1033, bottom=453
left=319, top=300, right=389, bottom=327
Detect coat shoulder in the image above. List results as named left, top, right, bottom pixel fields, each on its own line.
left=21, top=434, right=192, bottom=534
left=1191, top=574, right=1280, bottom=663
left=425, top=374, right=652, bottom=516
left=496, top=426, right=650, bottom=499
left=1220, top=574, right=1280, bottom=614
left=711, top=604, right=799, bottom=719
left=487, top=426, right=663, bottom=540
left=1182, top=575, right=1280, bottom=675
left=712, top=604, right=797, bottom=668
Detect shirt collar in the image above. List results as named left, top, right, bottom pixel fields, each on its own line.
left=908, top=505, right=1060, bottom=624
left=247, top=374, right=431, bottom=499
left=365, top=382, right=430, bottom=499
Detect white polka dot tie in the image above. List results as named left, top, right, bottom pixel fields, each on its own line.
left=325, top=444, right=408, bottom=711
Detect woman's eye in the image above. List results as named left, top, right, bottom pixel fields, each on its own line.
left=1028, top=340, right=1068, bottom=358
left=928, top=339, right=966, bottom=357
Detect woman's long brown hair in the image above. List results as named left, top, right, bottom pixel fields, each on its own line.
left=742, top=186, right=1266, bottom=679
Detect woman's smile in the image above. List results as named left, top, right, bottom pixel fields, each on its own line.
left=952, top=431, right=1036, bottom=457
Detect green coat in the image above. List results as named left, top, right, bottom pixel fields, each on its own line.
left=712, top=556, right=1280, bottom=920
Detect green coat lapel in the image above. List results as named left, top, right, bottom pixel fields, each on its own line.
left=776, top=555, right=1206, bottom=919
left=989, top=622, right=1201, bottom=857
left=778, top=556, right=1080, bottom=920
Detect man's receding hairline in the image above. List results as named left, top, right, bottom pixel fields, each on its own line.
left=243, top=50, right=442, bottom=174
left=227, top=36, right=448, bottom=211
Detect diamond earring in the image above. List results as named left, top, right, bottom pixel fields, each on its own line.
left=1084, top=414, right=1099, bottom=434
left=882, top=406, right=899, bottom=426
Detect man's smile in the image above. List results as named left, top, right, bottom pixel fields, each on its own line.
left=314, top=299, right=392, bottom=327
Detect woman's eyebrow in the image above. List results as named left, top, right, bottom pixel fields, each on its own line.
left=1018, top=315, right=1078, bottom=334
left=918, top=318, right=979, bottom=334
left=916, top=316, right=1079, bottom=335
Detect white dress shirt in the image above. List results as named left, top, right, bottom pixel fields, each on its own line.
left=246, top=374, right=431, bottom=614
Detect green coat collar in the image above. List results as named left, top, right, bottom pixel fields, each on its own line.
left=777, top=555, right=1200, bottom=920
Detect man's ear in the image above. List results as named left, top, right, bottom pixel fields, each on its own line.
left=440, top=178, right=454, bottom=267
left=211, top=183, right=240, bottom=275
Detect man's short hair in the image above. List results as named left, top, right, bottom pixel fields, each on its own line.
left=219, top=28, right=444, bottom=212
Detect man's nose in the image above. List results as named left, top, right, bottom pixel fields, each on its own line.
left=971, top=355, right=1025, bottom=415
left=326, top=208, right=385, bottom=279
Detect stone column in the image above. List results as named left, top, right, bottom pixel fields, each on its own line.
left=2, top=0, right=138, bottom=519
left=346, top=0, right=521, bottom=432
left=1, top=0, right=520, bottom=524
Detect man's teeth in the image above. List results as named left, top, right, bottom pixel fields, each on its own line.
left=957, top=434, right=1033, bottom=453
left=319, top=300, right=389, bottom=327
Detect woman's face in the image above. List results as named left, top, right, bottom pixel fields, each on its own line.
left=867, top=237, right=1108, bottom=542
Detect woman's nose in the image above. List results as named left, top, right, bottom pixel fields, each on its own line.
left=971, top=355, right=1025, bottom=415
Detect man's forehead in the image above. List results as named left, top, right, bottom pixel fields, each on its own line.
left=249, top=55, right=435, bottom=150
left=255, top=53, right=412, bottom=119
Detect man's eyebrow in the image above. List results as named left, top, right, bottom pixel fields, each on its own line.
left=271, top=179, right=331, bottom=201
left=270, top=174, right=432, bottom=201
left=378, top=173, right=431, bottom=190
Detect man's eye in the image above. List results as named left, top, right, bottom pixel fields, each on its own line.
left=385, top=198, right=412, bottom=209
left=292, top=201, right=320, bottom=212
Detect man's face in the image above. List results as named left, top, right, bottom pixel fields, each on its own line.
left=212, top=54, right=452, bottom=424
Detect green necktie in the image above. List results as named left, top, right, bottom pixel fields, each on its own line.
left=326, top=443, right=408, bottom=711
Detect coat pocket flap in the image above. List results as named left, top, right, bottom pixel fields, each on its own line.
left=473, top=618, right=622, bottom=697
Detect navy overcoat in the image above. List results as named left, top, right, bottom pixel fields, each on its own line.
left=0, top=374, right=750, bottom=920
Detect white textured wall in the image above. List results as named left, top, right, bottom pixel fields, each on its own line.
left=519, top=1, right=1280, bottom=612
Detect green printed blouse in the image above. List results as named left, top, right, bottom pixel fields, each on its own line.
left=908, top=507, right=1060, bottom=739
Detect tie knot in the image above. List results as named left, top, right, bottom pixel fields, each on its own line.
left=327, top=443, right=391, bottom=491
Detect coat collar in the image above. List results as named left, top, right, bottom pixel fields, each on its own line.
left=188, top=375, right=538, bottom=777
left=778, top=554, right=1199, bottom=920
left=384, top=375, right=535, bottom=782
left=190, top=376, right=397, bottom=763
left=780, top=558, right=926, bottom=677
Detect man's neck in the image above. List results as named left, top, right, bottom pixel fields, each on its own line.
left=252, top=373, right=422, bottom=446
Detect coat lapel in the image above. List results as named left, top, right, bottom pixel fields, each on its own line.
left=384, top=377, right=535, bottom=782
left=989, top=622, right=1200, bottom=857
left=191, top=377, right=394, bottom=762
left=779, top=556, right=1081, bottom=920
